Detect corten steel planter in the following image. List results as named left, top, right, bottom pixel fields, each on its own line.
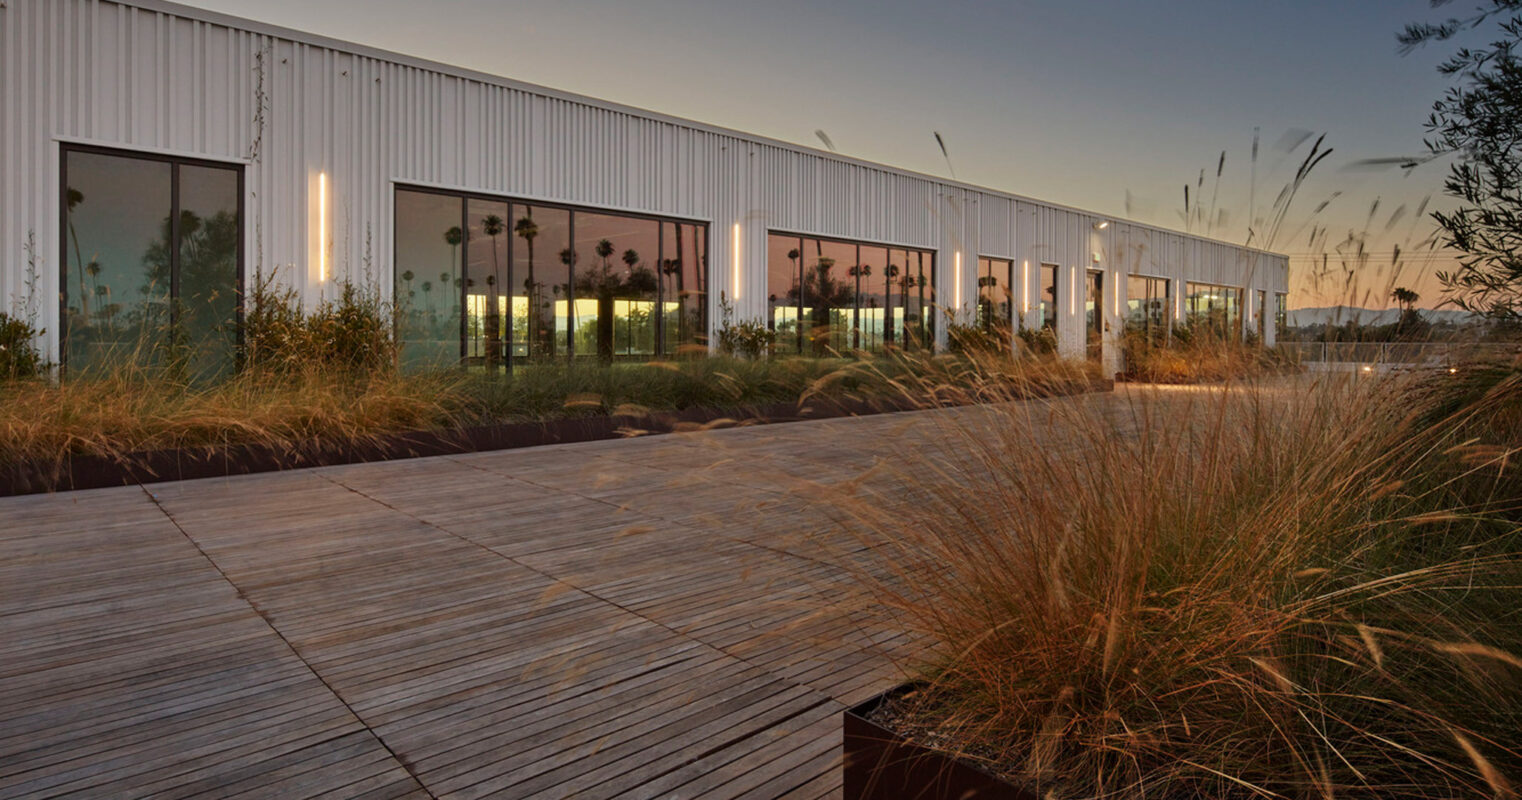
left=0, top=378, right=1112, bottom=496
left=843, top=685, right=1035, bottom=800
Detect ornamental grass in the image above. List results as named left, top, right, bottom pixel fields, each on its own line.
left=819, top=365, right=1522, bottom=798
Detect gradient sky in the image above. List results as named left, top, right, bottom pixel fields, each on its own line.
left=179, top=0, right=1485, bottom=309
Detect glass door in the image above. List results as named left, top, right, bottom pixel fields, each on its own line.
left=1085, top=269, right=1104, bottom=363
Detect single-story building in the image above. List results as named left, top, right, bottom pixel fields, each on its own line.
left=0, top=0, right=1289, bottom=376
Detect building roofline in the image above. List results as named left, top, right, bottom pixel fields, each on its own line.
left=121, top=0, right=1287, bottom=260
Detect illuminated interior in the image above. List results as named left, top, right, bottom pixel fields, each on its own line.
left=1184, top=281, right=1245, bottom=339
left=395, top=186, right=708, bottom=371
left=976, top=256, right=1014, bottom=332
left=766, top=232, right=935, bottom=355
left=1126, top=274, right=1170, bottom=340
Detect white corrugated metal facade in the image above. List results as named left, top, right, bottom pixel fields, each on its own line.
left=0, top=0, right=1289, bottom=367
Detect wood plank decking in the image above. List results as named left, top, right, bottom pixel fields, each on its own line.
left=0, top=392, right=1128, bottom=799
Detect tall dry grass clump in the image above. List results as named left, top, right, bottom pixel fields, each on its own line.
left=826, top=369, right=1522, bottom=797
left=1121, top=324, right=1297, bottom=383
left=242, top=272, right=397, bottom=375
left=0, top=363, right=467, bottom=469
left=0, top=274, right=458, bottom=470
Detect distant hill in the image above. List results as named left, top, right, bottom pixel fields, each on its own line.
left=1286, top=306, right=1480, bottom=328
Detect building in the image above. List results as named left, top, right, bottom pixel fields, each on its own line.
left=1, top=0, right=1289, bottom=377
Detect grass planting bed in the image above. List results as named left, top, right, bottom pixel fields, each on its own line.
left=0, top=354, right=1105, bottom=495
left=817, top=367, right=1522, bottom=798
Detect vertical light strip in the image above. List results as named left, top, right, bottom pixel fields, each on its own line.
left=731, top=222, right=742, bottom=299
left=954, top=251, right=962, bottom=311
left=318, top=172, right=328, bottom=283
left=1069, top=266, right=1077, bottom=316
left=1113, top=277, right=1120, bottom=316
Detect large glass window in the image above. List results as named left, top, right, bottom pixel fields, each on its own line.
left=395, top=190, right=465, bottom=371
left=397, top=187, right=706, bottom=370
left=805, top=239, right=856, bottom=355
left=1038, top=263, right=1059, bottom=331
left=466, top=198, right=511, bottom=369
left=62, top=147, right=242, bottom=379
left=511, top=204, right=571, bottom=361
left=856, top=245, right=889, bottom=351
left=574, top=212, right=661, bottom=360
left=1256, top=289, right=1268, bottom=342
left=976, top=257, right=1013, bottom=333
left=1126, top=274, right=1170, bottom=341
left=1085, top=270, right=1104, bottom=362
left=766, top=233, right=935, bottom=355
left=1185, top=282, right=1245, bottom=339
left=660, top=221, right=707, bottom=355
left=767, top=234, right=804, bottom=354
left=897, top=247, right=936, bottom=350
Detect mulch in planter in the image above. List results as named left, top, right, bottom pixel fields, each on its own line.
left=0, top=378, right=1110, bottom=496
left=844, top=684, right=1035, bottom=800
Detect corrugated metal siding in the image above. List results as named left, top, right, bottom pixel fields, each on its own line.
left=2, top=0, right=1288, bottom=358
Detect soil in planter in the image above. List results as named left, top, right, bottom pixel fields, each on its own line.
left=848, top=686, right=1037, bottom=800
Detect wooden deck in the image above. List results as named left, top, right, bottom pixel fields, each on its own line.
left=0, top=392, right=1128, bottom=799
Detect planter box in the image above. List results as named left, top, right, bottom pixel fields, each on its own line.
left=0, top=378, right=1112, bottom=496
left=843, top=684, right=1035, bottom=800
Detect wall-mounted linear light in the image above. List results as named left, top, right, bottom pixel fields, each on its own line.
left=1093, top=220, right=1110, bottom=230
left=317, top=172, right=329, bottom=283
left=1113, top=277, right=1121, bottom=316
left=731, top=223, right=742, bottom=299
left=1069, top=266, right=1077, bottom=316
left=954, top=251, right=962, bottom=310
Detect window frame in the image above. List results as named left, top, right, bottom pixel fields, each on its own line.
left=975, top=255, right=1015, bottom=333
left=1038, top=262, right=1061, bottom=332
left=765, top=229, right=937, bottom=354
left=58, top=143, right=247, bottom=375
left=394, top=183, right=712, bottom=367
left=1126, top=272, right=1172, bottom=340
left=1184, top=280, right=1245, bottom=340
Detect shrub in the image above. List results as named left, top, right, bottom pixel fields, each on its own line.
left=822, top=372, right=1522, bottom=797
left=714, top=294, right=775, bottom=359
left=243, top=271, right=396, bottom=375
left=1121, top=322, right=1295, bottom=382
left=1017, top=325, right=1058, bottom=356
left=715, top=319, right=774, bottom=359
left=947, top=322, right=1013, bottom=356
left=0, top=313, right=46, bottom=381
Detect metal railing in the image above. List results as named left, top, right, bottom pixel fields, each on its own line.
left=1279, top=341, right=1522, bottom=367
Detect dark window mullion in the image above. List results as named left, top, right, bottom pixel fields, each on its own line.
left=796, top=235, right=804, bottom=353
left=459, top=197, right=468, bottom=365
left=169, top=162, right=181, bottom=332
left=505, top=201, right=515, bottom=371
left=235, top=166, right=247, bottom=371
left=58, top=151, right=71, bottom=377
left=852, top=244, right=861, bottom=351
left=655, top=222, right=665, bottom=357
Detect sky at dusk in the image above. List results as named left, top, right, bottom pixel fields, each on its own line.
left=178, top=0, right=1489, bottom=309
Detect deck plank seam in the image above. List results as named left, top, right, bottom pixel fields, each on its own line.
left=313, top=468, right=869, bottom=796
left=314, top=468, right=831, bottom=693
left=437, top=452, right=913, bottom=683
left=137, top=484, right=439, bottom=800
left=436, top=453, right=906, bottom=675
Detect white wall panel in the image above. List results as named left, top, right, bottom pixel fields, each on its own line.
left=2, top=0, right=1287, bottom=360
